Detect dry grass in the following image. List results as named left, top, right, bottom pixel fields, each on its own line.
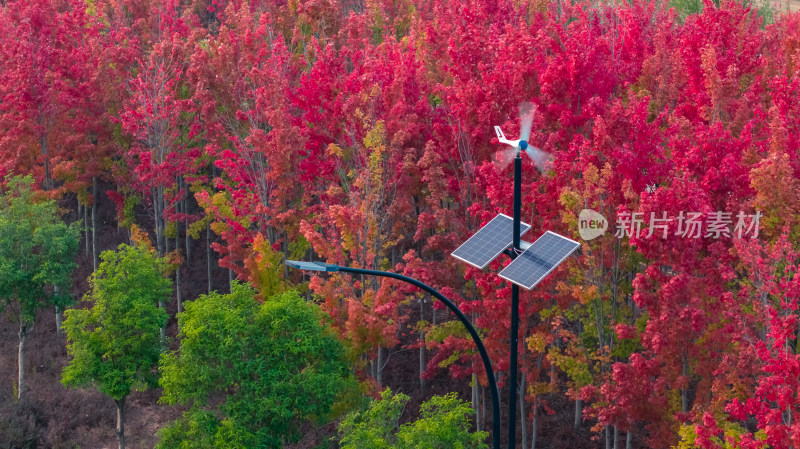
left=771, top=0, right=800, bottom=12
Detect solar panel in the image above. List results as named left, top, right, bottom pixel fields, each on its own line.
left=451, top=214, right=532, bottom=269
left=498, top=231, right=580, bottom=290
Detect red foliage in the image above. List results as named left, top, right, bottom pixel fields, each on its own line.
left=10, top=0, right=800, bottom=446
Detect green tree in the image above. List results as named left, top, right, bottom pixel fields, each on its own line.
left=156, top=284, right=357, bottom=448
left=339, top=388, right=489, bottom=449
left=0, top=175, right=80, bottom=400
left=61, top=243, right=170, bottom=449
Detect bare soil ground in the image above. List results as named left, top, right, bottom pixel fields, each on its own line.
left=771, top=0, right=800, bottom=12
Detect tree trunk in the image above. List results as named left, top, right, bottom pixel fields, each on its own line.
left=480, top=384, right=486, bottom=432
left=575, top=398, right=582, bottom=429
left=228, top=267, right=233, bottom=292
left=419, top=341, right=426, bottom=391
left=18, top=321, right=30, bottom=400
left=154, top=187, right=165, bottom=256
left=184, top=196, right=190, bottom=263
left=178, top=176, right=191, bottom=264
left=520, top=375, right=527, bottom=449
left=115, top=397, right=126, bottom=449
left=376, top=346, right=384, bottom=385
left=176, top=233, right=182, bottom=315
left=283, top=229, right=289, bottom=279
left=159, top=189, right=165, bottom=256
left=54, top=285, right=62, bottom=335
left=206, top=223, right=212, bottom=293
left=681, top=353, right=689, bottom=414
left=531, top=401, right=537, bottom=449
left=92, top=177, right=98, bottom=272
left=84, top=202, right=90, bottom=256
left=185, top=217, right=190, bottom=262
left=41, top=130, right=51, bottom=191
left=626, top=428, right=633, bottom=449
left=472, top=374, right=479, bottom=431
left=159, top=298, right=165, bottom=350
left=55, top=306, right=62, bottom=335
left=605, top=425, right=612, bottom=449
left=153, top=191, right=160, bottom=255
left=614, top=425, right=620, bottom=449
left=419, top=299, right=426, bottom=391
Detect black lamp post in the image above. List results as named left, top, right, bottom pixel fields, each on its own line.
left=285, top=260, right=502, bottom=449
left=508, top=153, right=522, bottom=449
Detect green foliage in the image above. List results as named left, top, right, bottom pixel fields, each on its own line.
left=339, top=388, right=488, bottom=449
left=289, top=234, right=311, bottom=261
left=247, top=234, right=288, bottom=300
left=675, top=418, right=765, bottom=449
left=61, top=243, right=170, bottom=401
left=669, top=0, right=704, bottom=19
left=339, top=388, right=405, bottom=448
left=669, top=0, right=774, bottom=23
left=426, top=319, right=473, bottom=343
left=154, top=409, right=221, bottom=449
left=547, top=345, right=594, bottom=388
left=397, top=393, right=488, bottom=449
left=157, top=284, right=357, bottom=448
left=121, top=194, right=140, bottom=229
left=187, top=208, right=213, bottom=239
left=164, top=220, right=177, bottom=239
left=0, top=175, right=80, bottom=321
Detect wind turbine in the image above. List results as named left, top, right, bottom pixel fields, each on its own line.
left=493, top=102, right=553, bottom=172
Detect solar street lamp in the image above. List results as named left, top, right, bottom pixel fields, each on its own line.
left=285, top=260, right=502, bottom=449
left=452, top=104, right=580, bottom=449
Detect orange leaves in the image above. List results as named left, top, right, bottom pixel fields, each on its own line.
left=243, top=233, right=286, bottom=301
left=129, top=224, right=155, bottom=252
left=749, top=109, right=800, bottom=240
left=563, top=283, right=600, bottom=306
left=700, top=45, right=722, bottom=123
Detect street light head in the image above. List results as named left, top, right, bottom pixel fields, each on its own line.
left=285, top=260, right=340, bottom=272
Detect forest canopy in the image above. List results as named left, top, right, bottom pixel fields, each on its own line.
left=2, top=0, right=800, bottom=447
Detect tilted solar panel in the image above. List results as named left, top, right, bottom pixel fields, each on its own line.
left=451, top=214, right=532, bottom=269
left=498, top=231, right=580, bottom=290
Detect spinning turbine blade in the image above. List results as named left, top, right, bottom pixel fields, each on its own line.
left=494, top=147, right=517, bottom=171
left=519, top=102, right=534, bottom=143
left=524, top=146, right=553, bottom=172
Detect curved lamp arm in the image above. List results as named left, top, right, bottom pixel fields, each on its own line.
left=286, top=260, right=501, bottom=449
